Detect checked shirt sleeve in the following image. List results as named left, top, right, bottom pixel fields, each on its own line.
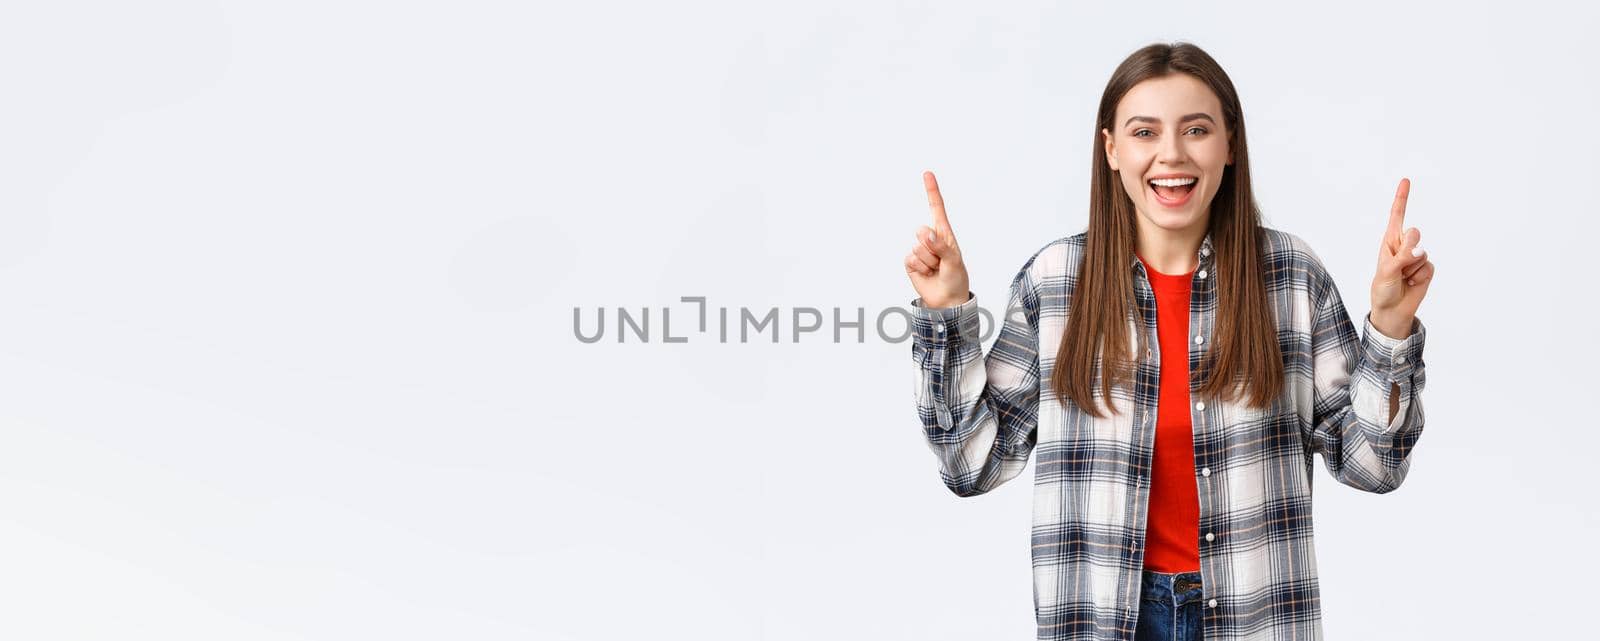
left=1304, top=275, right=1428, bottom=494
left=909, top=262, right=1043, bottom=498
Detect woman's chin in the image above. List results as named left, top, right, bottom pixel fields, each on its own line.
left=1140, top=207, right=1207, bottom=232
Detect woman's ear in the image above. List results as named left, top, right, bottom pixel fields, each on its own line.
left=1102, top=128, right=1117, bottom=171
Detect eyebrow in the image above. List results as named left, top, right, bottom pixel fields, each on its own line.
left=1123, top=113, right=1217, bottom=128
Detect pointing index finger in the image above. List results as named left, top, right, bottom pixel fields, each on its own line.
left=924, top=170, right=951, bottom=236
left=1385, top=178, right=1410, bottom=252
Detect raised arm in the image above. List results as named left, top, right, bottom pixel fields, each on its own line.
left=904, top=171, right=1042, bottom=497
left=1303, top=178, right=1434, bottom=493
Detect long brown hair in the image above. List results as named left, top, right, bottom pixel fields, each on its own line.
left=1052, top=42, right=1283, bottom=418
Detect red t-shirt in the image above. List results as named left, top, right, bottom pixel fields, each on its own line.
left=1135, top=253, right=1201, bottom=573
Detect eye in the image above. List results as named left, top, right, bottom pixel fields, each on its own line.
left=1185, top=126, right=1208, bottom=135
left=1132, top=129, right=1154, bottom=138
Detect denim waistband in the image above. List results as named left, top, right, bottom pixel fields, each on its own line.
left=1140, top=568, right=1205, bottom=606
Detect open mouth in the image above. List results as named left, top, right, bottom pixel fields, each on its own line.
left=1149, top=176, right=1197, bottom=207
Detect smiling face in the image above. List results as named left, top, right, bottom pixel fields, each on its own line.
left=1102, top=73, right=1233, bottom=238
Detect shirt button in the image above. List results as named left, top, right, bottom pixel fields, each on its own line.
left=1201, top=247, right=1211, bottom=257
left=1194, top=335, right=1204, bottom=345
left=1397, top=354, right=1407, bottom=364
left=935, top=323, right=945, bottom=334
left=1205, top=532, right=1215, bottom=542
left=1198, top=269, right=1208, bottom=278
left=1208, top=598, right=1218, bottom=608
left=1195, top=401, right=1205, bottom=411
left=1201, top=467, right=1211, bottom=477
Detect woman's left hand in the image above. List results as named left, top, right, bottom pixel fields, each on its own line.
left=1369, top=178, right=1434, bottom=338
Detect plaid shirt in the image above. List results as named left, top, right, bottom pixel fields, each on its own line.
left=909, top=227, right=1427, bottom=641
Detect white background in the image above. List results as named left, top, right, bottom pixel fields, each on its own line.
left=1, top=1, right=1594, bottom=639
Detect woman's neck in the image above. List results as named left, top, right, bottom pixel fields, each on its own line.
left=1134, top=221, right=1207, bottom=275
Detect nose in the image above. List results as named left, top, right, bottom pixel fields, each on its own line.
left=1157, top=131, right=1188, bottom=165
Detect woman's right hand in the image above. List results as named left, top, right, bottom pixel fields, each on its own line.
left=904, top=170, right=971, bottom=309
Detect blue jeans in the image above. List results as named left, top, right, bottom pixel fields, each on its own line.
left=1134, top=569, right=1205, bottom=641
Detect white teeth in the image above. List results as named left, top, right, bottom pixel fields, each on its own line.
left=1149, top=177, right=1197, bottom=187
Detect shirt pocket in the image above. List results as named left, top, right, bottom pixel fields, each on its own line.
left=1222, top=393, right=1271, bottom=426
left=1218, top=390, right=1290, bottom=444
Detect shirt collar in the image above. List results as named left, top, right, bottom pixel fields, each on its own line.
left=1131, top=231, right=1215, bottom=273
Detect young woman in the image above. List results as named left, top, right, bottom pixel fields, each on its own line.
left=902, top=42, right=1433, bottom=641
